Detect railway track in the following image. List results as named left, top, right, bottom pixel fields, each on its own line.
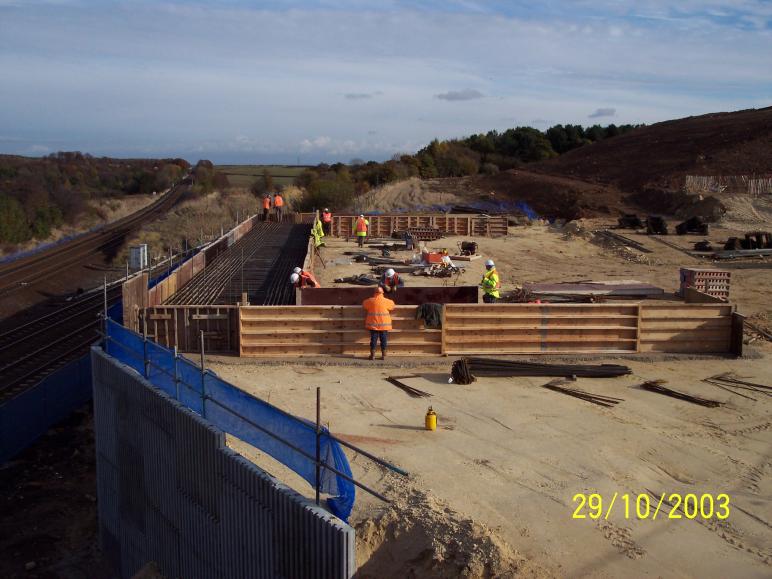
left=0, top=176, right=189, bottom=296
left=0, top=178, right=190, bottom=403
left=166, top=223, right=310, bottom=306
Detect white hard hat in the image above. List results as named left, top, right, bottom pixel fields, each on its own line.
left=293, top=267, right=301, bottom=274
left=359, top=214, right=364, bottom=218
left=324, top=208, right=329, bottom=211
left=485, top=259, right=495, bottom=267
left=385, top=268, right=395, bottom=277
left=290, top=273, right=300, bottom=283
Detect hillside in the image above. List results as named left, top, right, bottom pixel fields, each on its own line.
left=534, top=106, right=772, bottom=192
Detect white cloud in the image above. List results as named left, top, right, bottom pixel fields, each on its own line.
left=0, top=1, right=769, bottom=161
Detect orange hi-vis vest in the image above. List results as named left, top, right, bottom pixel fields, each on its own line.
left=355, top=217, right=368, bottom=234
left=322, top=211, right=332, bottom=223
left=299, top=270, right=320, bottom=288
left=362, top=294, right=395, bottom=331
left=263, top=197, right=271, bottom=209
left=274, top=194, right=284, bottom=207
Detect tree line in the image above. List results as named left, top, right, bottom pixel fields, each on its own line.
left=293, top=122, right=641, bottom=210
left=0, top=153, right=195, bottom=245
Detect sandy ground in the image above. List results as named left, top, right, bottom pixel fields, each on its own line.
left=209, top=352, right=772, bottom=578
left=315, top=219, right=772, bottom=316
left=202, top=219, right=772, bottom=577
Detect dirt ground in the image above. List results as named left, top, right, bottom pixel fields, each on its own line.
left=314, top=219, right=772, bottom=317
left=206, top=219, right=772, bottom=577
left=209, top=351, right=772, bottom=578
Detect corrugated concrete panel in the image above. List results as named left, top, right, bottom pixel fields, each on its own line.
left=91, top=347, right=355, bottom=578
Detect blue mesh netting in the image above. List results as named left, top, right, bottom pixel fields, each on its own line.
left=104, top=319, right=355, bottom=520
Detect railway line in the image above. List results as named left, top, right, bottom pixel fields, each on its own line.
left=0, top=178, right=190, bottom=404
left=0, top=177, right=189, bottom=296
left=166, top=222, right=310, bottom=306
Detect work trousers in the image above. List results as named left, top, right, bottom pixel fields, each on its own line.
left=275, top=207, right=283, bottom=223
left=323, top=221, right=331, bottom=235
left=483, top=293, right=497, bottom=303
left=369, top=330, right=388, bottom=351
left=357, top=234, right=366, bottom=247
left=262, top=208, right=269, bottom=222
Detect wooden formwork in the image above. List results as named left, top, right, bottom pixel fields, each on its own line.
left=122, top=273, right=149, bottom=332
left=140, top=305, right=239, bottom=354
left=239, top=306, right=442, bottom=357
left=443, top=303, right=640, bottom=355
left=638, top=304, right=734, bottom=353
left=236, top=302, right=736, bottom=358
left=331, top=214, right=508, bottom=238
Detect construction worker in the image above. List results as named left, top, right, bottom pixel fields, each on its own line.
left=354, top=214, right=369, bottom=247
left=262, top=194, right=271, bottom=222
left=274, top=191, right=284, bottom=223
left=481, top=259, right=500, bottom=303
left=362, top=286, right=395, bottom=360
left=290, top=266, right=320, bottom=288
left=322, top=208, right=332, bottom=235
left=379, top=268, right=404, bottom=296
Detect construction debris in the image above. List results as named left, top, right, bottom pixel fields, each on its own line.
left=523, top=280, right=664, bottom=298
left=693, top=240, right=713, bottom=252
left=541, top=378, right=624, bottom=408
left=639, top=380, right=722, bottom=407
left=334, top=274, right=379, bottom=285
left=386, top=376, right=433, bottom=398
left=450, top=358, right=631, bottom=384
left=594, top=230, right=653, bottom=253
left=646, top=215, right=668, bottom=235
left=703, top=373, right=772, bottom=399
left=617, top=214, right=644, bottom=229
left=724, top=231, right=772, bottom=250
left=675, top=216, right=709, bottom=235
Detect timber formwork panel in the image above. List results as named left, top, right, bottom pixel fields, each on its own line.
left=638, top=304, right=734, bottom=353
left=444, top=304, right=640, bottom=355
left=331, top=214, right=508, bottom=238
left=233, top=303, right=734, bottom=357
left=239, top=305, right=442, bottom=357
left=91, top=348, right=356, bottom=579
left=140, top=306, right=238, bottom=354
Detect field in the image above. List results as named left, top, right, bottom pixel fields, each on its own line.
left=216, top=164, right=311, bottom=188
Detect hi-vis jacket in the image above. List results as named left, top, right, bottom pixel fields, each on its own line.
left=355, top=217, right=369, bottom=236
left=481, top=268, right=501, bottom=298
left=362, top=294, right=395, bottom=331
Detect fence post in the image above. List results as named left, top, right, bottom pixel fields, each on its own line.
left=173, top=346, right=180, bottom=401
left=142, top=314, right=149, bottom=378
left=103, top=276, right=108, bottom=334
left=200, top=330, right=207, bottom=418
left=316, top=386, right=321, bottom=506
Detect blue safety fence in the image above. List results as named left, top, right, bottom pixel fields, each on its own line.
left=0, top=355, right=92, bottom=462
left=103, top=318, right=356, bottom=520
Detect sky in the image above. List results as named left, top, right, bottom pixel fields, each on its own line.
left=0, top=0, right=770, bottom=164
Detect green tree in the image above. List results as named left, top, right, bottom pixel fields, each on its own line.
left=0, top=194, right=30, bottom=243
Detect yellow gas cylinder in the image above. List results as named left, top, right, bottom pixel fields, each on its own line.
left=425, top=406, right=437, bottom=431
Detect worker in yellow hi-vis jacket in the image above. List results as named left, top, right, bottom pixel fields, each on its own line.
left=481, top=259, right=500, bottom=303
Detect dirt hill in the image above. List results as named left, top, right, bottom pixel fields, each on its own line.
left=533, top=106, right=772, bottom=192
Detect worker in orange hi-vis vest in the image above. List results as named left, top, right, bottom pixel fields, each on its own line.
left=290, top=267, right=320, bottom=288
left=262, top=194, right=271, bottom=222
left=274, top=192, right=284, bottom=223
left=355, top=214, right=369, bottom=247
left=322, top=208, right=332, bottom=236
left=362, top=286, right=395, bottom=360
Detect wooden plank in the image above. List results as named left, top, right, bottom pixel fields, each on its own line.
left=191, top=314, right=230, bottom=320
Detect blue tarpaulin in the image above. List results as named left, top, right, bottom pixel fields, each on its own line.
left=104, top=319, right=355, bottom=520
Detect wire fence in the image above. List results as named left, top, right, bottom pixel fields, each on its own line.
left=100, top=317, right=405, bottom=520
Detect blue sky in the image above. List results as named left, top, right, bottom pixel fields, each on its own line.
left=0, top=0, right=770, bottom=164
